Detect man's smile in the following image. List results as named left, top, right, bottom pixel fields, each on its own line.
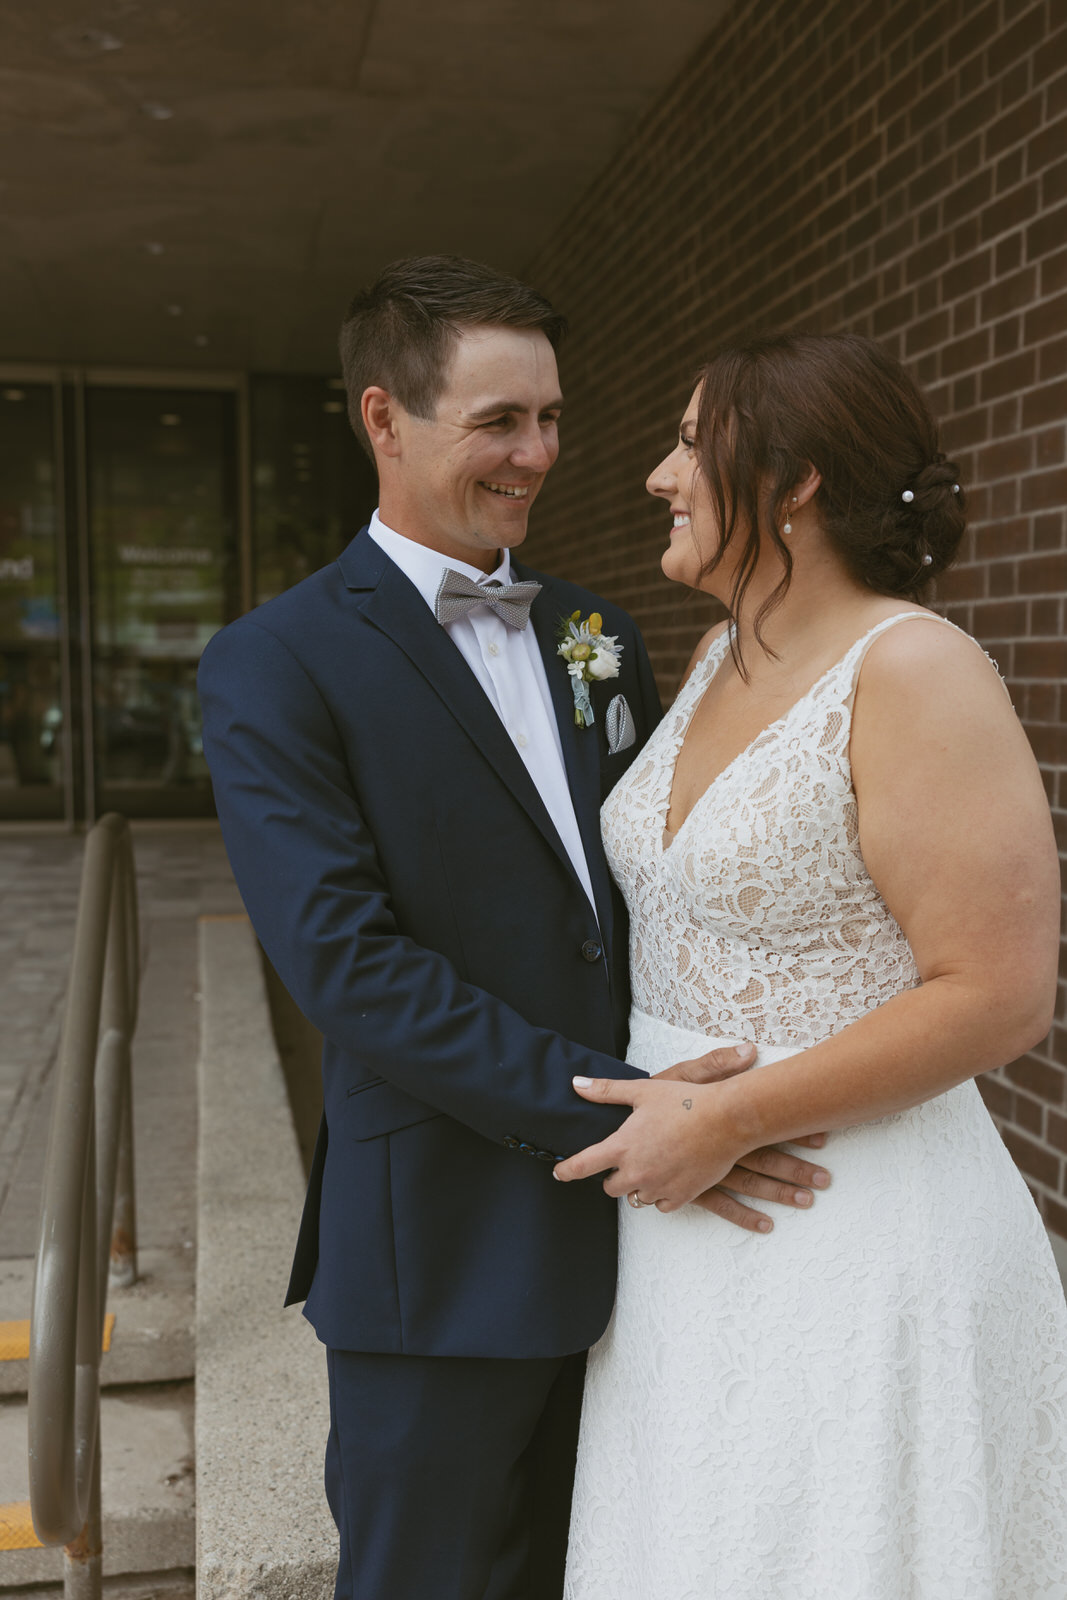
left=480, top=482, right=531, bottom=499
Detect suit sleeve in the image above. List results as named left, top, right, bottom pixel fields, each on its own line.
left=198, top=616, right=645, bottom=1160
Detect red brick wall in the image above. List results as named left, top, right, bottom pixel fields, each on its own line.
left=524, top=0, right=1067, bottom=1234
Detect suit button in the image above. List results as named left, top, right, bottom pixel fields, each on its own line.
left=519, top=1142, right=536, bottom=1156
left=503, top=1135, right=520, bottom=1149
left=581, top=939, right=603, bottom=963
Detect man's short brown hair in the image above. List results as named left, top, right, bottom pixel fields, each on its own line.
left=339, top=255, right=567, bottom=457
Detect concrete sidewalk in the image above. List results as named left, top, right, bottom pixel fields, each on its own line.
left=0, top=823, right=243, bottom=1268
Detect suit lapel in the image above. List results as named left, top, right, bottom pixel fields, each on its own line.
left=521, top=570, right=616, bottom=948
left=341, top=536, right=582, bottom=894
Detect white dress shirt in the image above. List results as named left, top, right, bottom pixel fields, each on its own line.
left=368, top=511, right=597, bottom=913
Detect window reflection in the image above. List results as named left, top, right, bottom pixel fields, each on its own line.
left=0, top=384, right=64, bottom=818
left=88, top=388, right=240, bottom=813
left=252, top=376, right=376, bottom=606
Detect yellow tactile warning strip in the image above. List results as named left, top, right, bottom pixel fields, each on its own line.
left=0, top=1312, right=115, bottom=1363
left=198, top=912, right=250, bottom=923
left=0, top=1502, right=42, bottom=1551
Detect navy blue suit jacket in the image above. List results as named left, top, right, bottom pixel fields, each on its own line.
left=197, top=527, right=662, bottom=1358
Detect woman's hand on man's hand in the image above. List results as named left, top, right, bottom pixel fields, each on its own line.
left=553, top=1074, right=830, bottom=1229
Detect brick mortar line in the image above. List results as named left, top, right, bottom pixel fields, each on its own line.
left=552, top=99, right=1062, bottom=297
left=628, top=156, right=1058, bottom=284
left=678, top=148, right=1061, bottom=282
left=546, top=2, right=1045, bottom=261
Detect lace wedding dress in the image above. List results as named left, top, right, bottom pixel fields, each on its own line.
left=563, top=613, right=1067, bottom=1600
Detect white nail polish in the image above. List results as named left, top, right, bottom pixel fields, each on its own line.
left=573, top=1076, right=593, bottom=1087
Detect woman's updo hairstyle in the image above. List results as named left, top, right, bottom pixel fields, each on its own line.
left=695, top=331, right=966, bottom=650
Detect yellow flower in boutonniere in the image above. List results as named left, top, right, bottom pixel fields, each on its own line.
left=556, top=611, right=624, bottom=728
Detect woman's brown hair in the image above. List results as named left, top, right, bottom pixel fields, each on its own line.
left=695, top=332, right=966, bottom=660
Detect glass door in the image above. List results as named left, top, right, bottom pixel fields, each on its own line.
left=85, top=383, right=241, bottom=818
left=0, top=378, right=71, bottom=822
left=0, top=364, right=368, bottom=825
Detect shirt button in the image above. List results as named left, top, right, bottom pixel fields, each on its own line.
left=488, top=642, right=500, bottom=657
left=581, top=939, right=603, bottom=963
left=515, top=732, right=528, bottom=748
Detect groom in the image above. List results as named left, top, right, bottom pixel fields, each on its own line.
left=198, top=256, right=827, bottom=1600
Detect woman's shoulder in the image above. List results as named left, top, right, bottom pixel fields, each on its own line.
left=852, top=608, right=1018, bottom=758
left=856, top=609, right=1008, bottom=701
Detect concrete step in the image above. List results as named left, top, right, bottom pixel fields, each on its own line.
left=0, top=1381, right=194, bottom=1585
left=195, top=916, right=334, bottom=1600
left=0, top=1249, right=194, bottom=1398
left=0, top=1570, right=194, bottom=1600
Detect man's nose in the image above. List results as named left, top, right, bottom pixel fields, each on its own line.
left=510, top=425, right=556, bottom=472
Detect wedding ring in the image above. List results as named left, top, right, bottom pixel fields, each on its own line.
left=626, top=1190, right=650, bottom=1209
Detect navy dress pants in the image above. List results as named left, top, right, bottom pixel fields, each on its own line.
left=325, top=1347, right=587, bottom=1600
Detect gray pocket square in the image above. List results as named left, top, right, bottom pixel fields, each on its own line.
left=605, top=694, right=636, bottom=755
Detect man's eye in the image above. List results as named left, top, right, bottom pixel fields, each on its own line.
left=482, top=416, right=510, bottom=428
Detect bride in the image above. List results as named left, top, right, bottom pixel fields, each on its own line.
left=554, top=332, right=1067, bottom=1598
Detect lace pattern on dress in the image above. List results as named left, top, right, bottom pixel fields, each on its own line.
left=603, top=613, right=979, bottom=1048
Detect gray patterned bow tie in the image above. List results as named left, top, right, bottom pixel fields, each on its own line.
left=434, top=569, right=542, bottom=631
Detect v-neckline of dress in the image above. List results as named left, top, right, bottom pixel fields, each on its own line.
left=659, top=612, right=940, bottom=854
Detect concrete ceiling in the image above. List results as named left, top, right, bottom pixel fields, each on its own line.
left=0, top=0, right=724, bottom=373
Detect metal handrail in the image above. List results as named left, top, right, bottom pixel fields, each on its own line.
left=28, top=813, right=140, bottom=1600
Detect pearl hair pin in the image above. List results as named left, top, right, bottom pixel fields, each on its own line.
left=922, top=554, right=933, bottom=565
left=903, top=482, right=960, bottom=505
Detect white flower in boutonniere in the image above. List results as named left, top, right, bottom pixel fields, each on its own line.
left=556, top=610, right=624, bottom=728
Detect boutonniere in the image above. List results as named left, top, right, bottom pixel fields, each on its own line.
left=556, top=610, right=623, bottom=728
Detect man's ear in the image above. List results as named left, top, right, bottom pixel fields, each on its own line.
left=362, top=387, right=402, bottom=459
